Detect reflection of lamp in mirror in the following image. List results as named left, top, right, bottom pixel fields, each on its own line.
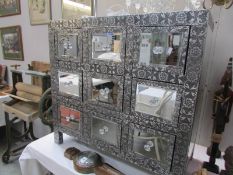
left=63, top=0, right=92, bottom=16
left=203, top=0, right=233, bottom=9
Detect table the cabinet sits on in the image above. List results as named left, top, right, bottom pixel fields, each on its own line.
left=19, top=133, right=223, bottom=175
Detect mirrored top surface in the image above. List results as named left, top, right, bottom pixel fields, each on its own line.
left=59, top=72, right=79, bottom=96
left=91, top=78, right=118, bottom=105
left=92, top=32, right=122, bottom=62
left=135, top=84, right=177, bottom=121
left=139, top=32, right=181, bottom=66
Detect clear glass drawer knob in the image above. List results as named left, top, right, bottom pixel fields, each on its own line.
left=144, top=140, right=154, bottom=152
left=99, top=126, right=109, bottom=135
left=99, top=129, right=105, bottom=135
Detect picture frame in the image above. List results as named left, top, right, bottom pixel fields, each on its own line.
left=62, top=0, right=95, bottom=19
left=0, top=26, right=24, bottom=61
left=28, top=0, right=51, bottom=25
left=0, top=0, right=21, bottom=17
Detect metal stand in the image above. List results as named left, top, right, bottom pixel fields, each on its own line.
left=2, top=69, right=51, bottom=164
left=2, top=112, right=37, bottom=164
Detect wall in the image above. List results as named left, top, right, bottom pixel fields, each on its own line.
left=0, top=0, right=62, bottom=137
left=0, top=0, right=62, bottom=84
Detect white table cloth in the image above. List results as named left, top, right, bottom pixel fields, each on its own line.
left=19, top=133, right=223, bottom=175
left=19, top=133, right=148, bottom=175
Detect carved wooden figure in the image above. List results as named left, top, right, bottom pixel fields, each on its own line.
left=203, top=58, right=233, bottom=174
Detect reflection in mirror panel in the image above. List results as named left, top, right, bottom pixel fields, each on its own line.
left=133, top=129, right=169, bottom=163
left=92, top=117, right=118, bottom=146
left=60, top=105, right=80, bottom=129
left=91, top=78, right=118, bottom=105
left=92, top=32, right=122, bottom=62
left=135, top=84, right=177, bottom=121
left=139, top=32, right=181, bottom=66
left=58, top=35, right=78, bottom=57
left=59, top=72, right=79, bottom=96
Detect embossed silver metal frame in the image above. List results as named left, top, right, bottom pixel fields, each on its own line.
left=55, top=28, right=83, bottom=62
left=127, top=26, right=190, bottom=84
left=49, top=10, right=209, bottom=175
left=83, top=71, right=124, bottom=112
left=131, top=78, right=182, bottom=126
left=126, top=123, right=175, bottom=174
left=82, top=27, right=126, bottom=75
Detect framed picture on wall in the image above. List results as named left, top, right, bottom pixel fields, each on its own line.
left=28, top=0, right=51, bottom=25
left=0, top=0, right=21, bottom=17
left=62, top=0, right=95, bottom=19
left=0, top=26, right=24, bottom=61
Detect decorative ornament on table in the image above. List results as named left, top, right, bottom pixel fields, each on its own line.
left=73, top=151, right=102, bottom=174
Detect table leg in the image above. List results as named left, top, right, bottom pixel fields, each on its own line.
left=2, top=112, right=11, bottom=164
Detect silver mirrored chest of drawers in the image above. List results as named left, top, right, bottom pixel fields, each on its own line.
left=49, top=10, right=208, bottom=175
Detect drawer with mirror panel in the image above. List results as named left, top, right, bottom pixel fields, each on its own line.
left=57, top=71, right=82, bottom=101
left=131, top=78, right=182, bottom=126
left=83, top=27, right=127, bottom=75
left=85, top=113, right=122, bottom=156
left=127, top=26, right=190, bottom=84
left=83, top=72, right=124, bottom=112
left=55, top=29, right=82, bottom=62
left=126, top=123, right=175, bottom=174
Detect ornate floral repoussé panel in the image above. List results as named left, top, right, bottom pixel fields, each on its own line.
left=49, top=10, right=209, bottom=175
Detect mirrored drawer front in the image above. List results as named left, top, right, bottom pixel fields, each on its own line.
left=84, top=27, right=126, bottom=64
left=92, top=32, right=122, bottom=63
left=84, top=72, right=124, bottom=112
left=58, top=71, right=82, bottom=100
left=59, top=105, right=81, bottom=130
left=55, top=29, right=82, bottom=62
left=127, top=124, right=175, bottom=173
left=128, top=26, right=190, bottom=84
left=131, top=78, right=182, bottom=126
left=91, top=117, right=121, bottom=147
